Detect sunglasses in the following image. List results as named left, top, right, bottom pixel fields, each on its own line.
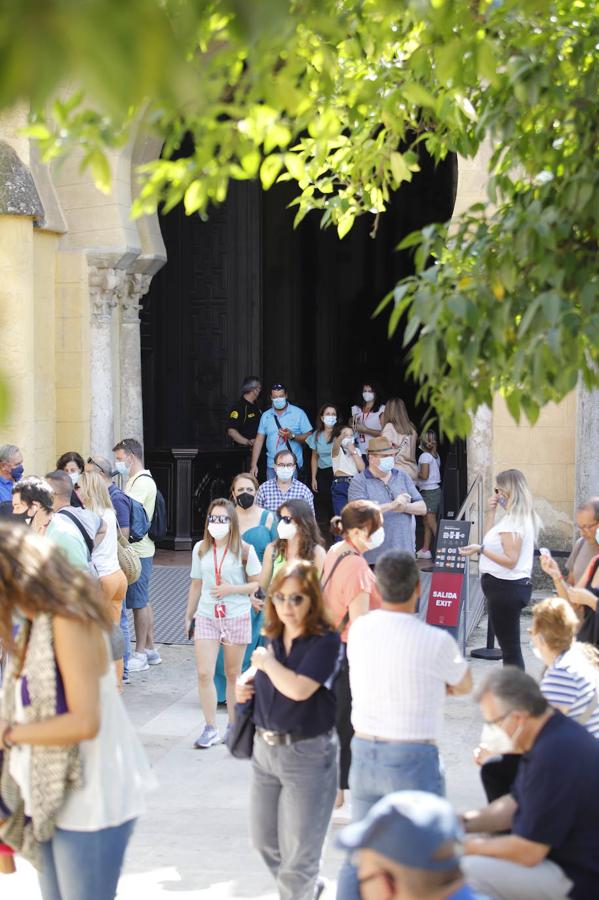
left=208, top=514, right=230, bottom=524
left=272, top=592, right=307, bottom=607
left=87, top=457, right=110, bottom=475
left=279, top=515, right=294, bottom=524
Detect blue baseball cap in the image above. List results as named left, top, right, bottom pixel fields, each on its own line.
left=337, top=791, right=463, bottom=872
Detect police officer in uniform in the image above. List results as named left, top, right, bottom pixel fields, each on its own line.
left=227, top=376, right=262, bottom=464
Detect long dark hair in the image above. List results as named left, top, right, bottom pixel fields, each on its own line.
left=274, top=499, right=324, bottom=562
left=314, top=402, right=343, bottom=444
left=263, top=560, right=332, bottom=640
left=354, top=379, right=384, bottom=410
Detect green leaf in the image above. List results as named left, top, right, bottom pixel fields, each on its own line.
left=337, top=211, right=355, bottom=240
left=87, top=148, right=111, bottom=193
left=390, top=151, right=411, bottom=185
left=259, top=154, right=283, bottom=189
left=184, top=180, right=206, bottom=215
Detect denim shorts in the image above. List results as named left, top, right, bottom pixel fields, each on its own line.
left=125, top=556, right=152, bottom=609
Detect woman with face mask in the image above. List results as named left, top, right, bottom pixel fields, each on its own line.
left=306, top=403, right=342, bottom=527
left=351, top=382, right=385, bottom=456
left=331, top=426, right=365, bottom=518
left=459, top=469, right=541, bottom=669
left=213, top=475, right=279, bottom=705
left=380, top=397, right=419, bottom=482
left=322, top=500, right=384, bottom=821
left=184, top=499, right=262, bottom=749
left=56, top=451, right=85, bottom=508
left=258, top=499, right=326, bottom=599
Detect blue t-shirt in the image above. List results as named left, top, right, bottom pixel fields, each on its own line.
left=306, top=431, right=334, bottom=469
left=253, top=630, right=342, bottom=737
left=108, top=483, right=131, bottom=530
left=0, top=475, right=14, bottom=503
left=257, top=404, right=313, bottom=467
left=511, top=711, right=599, bottom=898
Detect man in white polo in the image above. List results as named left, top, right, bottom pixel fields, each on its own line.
left=337, top=549, right=472, bottom=899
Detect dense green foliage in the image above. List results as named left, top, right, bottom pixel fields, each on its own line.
left=1, top=0, right=597, bottom=435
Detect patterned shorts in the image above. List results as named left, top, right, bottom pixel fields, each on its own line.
left=194, top=613, right=251, bottom=645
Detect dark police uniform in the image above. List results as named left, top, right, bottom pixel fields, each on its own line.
left=227, top=397, right=261, bottom=442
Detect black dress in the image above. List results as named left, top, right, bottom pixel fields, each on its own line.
left=577, top=556, right=599, bottom=647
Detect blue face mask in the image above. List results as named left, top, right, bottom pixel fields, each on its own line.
left=272, top=397, right=287, bottom=410
left=377, top=455, right=395, bottom=473
left=11, top=464, right=24, bottom=482
left=114, top=460, right=130, bottom=477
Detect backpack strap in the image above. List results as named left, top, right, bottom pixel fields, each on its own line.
left=56, top=509, right=94, bottom=557
left=321, top=550, right=359, bottom=634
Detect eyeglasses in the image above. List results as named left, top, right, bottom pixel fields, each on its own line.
left=280, top=515, right=294, bottom=524
left=87, top=457, right=109, bottom=475
left=277, top=463, right=295, bottom=470
left=272, top=592, right=307, bottom=607
left=483, top=709, right=515, bottom=727
left=208, top=514, right=230, bottom=524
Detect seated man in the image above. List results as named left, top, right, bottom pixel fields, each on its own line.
left=462, top=667, right=599, bottom=900
left=337, top=790, right=484, bottom=899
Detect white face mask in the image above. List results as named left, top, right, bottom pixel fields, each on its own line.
left=341, top=436, right=353, bottom=447
left=529, top=637, right=544, bottom=662
left=208, top=522, right=230, bottom=540
left=377, top=455, right=395, bottom=473
left=366, top=527, right=385, bottom=550
left=277, top=520, right=297, bottom=541
left=323, top=415, right=337, bottom=427
left=68, top=471, right=80, bottom=485
left=596, top=526, right=599, bottom=545
left=362, top=391, right=375, bottom=403
left=276, top=466, right=294, bottom=482
left=480, top=723, right=515, bottom=756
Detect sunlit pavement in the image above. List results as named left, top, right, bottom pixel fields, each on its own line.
left=3, top=614, right=541, bottom=899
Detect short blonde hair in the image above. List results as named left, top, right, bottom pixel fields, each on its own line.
left=532, top=597, right=578, bottom=653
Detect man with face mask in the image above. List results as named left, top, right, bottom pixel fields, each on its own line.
left=348, top=437, right=426, bottom=564
left=0, top=444, right=24, bottom=503
left=462, top=667, right=599, bottom=900
left=337, top=550, right=472, bottom=899
left=255, top=449, right=315, bottom=515
left=250, top=383, right=312, bottom=481
left=112, top=438, right=161, bottom=673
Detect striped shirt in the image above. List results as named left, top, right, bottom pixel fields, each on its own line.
left=541, top=647, right=599, bottom=738
left=347, top=609, right=468, bottom=741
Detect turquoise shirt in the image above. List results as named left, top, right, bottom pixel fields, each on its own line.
left=306, top=430, right=334, bottom=469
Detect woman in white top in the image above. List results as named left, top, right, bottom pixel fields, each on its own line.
left=351, top=382, right=385, bottom=455
left=0, top=525, right=155, bottom=900
left=77, top=471, right=127, bottom=690
left=184, top=498, right=261, bottom=749
left=460, top=469, right=541, bottom=669
left=331, top=426, right=365, bottom=517
left=380, top=397, right=418, bottom=481
left=416, top=429, right=442, bottom=560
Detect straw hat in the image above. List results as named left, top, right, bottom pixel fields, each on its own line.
left=367, top=437, right=394, bottom=454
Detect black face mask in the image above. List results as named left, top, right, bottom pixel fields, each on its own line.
left=12, top=511, right=29, bottom=524
left=236, top=492, right=255, bottom=510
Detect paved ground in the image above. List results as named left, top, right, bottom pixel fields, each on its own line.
left=4, top=611, right=542, bottom=899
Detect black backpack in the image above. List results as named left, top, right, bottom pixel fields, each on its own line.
left=137, top=473, right=167, bottom=543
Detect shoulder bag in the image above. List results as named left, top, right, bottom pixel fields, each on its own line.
left=117, top=525, right=141, bottom=585
left=322, top=549, right=359, bottom=633
left=226, top=699, right=255, bottom=759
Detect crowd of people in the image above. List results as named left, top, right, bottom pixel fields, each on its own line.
left=1, top=378, right=599, bottom=900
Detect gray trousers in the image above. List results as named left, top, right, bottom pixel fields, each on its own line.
left=250, top=731, right=337, bottom=900
left=462, top=855, right=573, bottom=900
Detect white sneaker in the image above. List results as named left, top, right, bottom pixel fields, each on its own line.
left=331, top=800, right=352, bottom=825
left=146, top=649, right=162, bottom=666
left=128, top=652, right=149, bottom=672
left=416, top=549, right=432, bottom=559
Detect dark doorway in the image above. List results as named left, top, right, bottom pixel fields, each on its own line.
left=141, top=145, right=466, bottom=539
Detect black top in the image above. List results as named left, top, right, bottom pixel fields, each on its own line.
left=512, top=711, right=599, bottom=899
left=253, top=630, right=342, bottom=738
left=227, top=397, right=261, bottom=440
left=578, top=556, right=599, bottom=648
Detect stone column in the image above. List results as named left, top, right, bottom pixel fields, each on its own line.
left=119, top=273, right=151, bottom=443
left=89, top=267, right=123, bottom=457
left=467, top=404, right=493, bottom=544
left=575, top=384, right=599, bottom=510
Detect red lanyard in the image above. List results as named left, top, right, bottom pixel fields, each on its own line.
left=213, top=543, right=229, bottom=585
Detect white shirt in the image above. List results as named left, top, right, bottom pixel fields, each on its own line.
left=351, top=404, right=385, bottom=451
left=91, top=508, right=120, bottom=578
left=417, top=452, right=441, bottom=490
left=479, top=514, right=535, bottom=580
left=347, top=609, right=468, bottom=741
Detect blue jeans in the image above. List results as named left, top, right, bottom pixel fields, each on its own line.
left=331, top=477, right=351, bottom=517
left=39, top=818, right=136, bottom=900
left=119, top=601, right=130, bottom=677
left=336, top=738, right=444, bottom=899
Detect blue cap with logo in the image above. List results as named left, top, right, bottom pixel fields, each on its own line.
left=337, top=790, right=463, bottom=872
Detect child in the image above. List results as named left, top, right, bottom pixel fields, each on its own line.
left=416, top=429, right=442, bottom=559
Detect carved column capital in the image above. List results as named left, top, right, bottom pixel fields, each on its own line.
left=89, top=266, right=126, bottom=323
left=120, top=272, right=152, bottom=323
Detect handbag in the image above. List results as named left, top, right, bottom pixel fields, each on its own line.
left=117, top=527, right=141, bottom=585
left=226, top=699, right=255, bottom=759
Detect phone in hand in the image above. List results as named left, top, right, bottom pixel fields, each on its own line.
left=187, top=619, right=195, bottom=641
left=539, top=547, right=551, bottom=558
left=237, top=665, right=257, bottom=685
